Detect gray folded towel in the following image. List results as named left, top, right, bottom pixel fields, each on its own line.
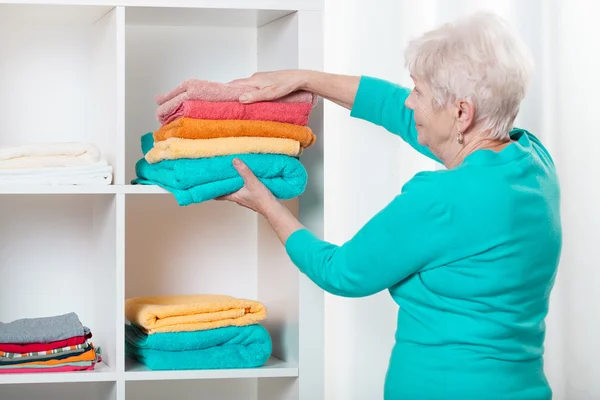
left=0, top=312, right=84, bottom=344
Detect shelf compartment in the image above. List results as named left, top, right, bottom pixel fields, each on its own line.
left=125, top=195, right=259, bottom=299
left=0, top=381, right=117, bottom=399
left=123, top=195, right=297, bottom=379
left=125, top=7, right=295, bottom=27
left=125, top=377, right=286, bottom=400
left=0, top=195, right=118, bottom=376
left=0, top=3, right=121, bottom=184
left=123, top=6, right=302, bottom=184
left=0, top=363, right=116, bottom=385
left=124, top=356, right=297, bottom=381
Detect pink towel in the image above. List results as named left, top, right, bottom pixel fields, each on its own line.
left=159, top=100, right=313, bottom=125
left=155, top=79, right=318, bottom=124
left=0, top=364, right=95, bottom=374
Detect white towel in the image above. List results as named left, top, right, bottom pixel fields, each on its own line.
left=0, top=142, right=101, bottom=170
left=0, top=161, right=113, bottom=185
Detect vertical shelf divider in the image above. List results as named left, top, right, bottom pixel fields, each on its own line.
left=116, top=5, right=126, bottom=186
left=115, top=192, right=126, bottom=396
left=115, top=7, right=127, bottom=400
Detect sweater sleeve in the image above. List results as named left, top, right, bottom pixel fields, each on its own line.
left=284, top=172, right=452, bottom=297
left=350, top=75, right=441, bottom=163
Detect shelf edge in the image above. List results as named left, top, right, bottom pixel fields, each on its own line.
left=0, top=0, right=324, bottom=11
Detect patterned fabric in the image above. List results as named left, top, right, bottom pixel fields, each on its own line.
left=0, top=341, right=88, bottom=360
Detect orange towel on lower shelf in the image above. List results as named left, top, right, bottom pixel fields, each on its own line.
left=125, top=294, right=268, bottom=334
left=153, top=118, right=316, bottom=148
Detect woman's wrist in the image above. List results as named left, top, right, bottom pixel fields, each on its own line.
left=262, top=198, right=304, bottom=245
left=298, top=70, right=319, bottom=92
left=297, top=70, right=360, bottom=110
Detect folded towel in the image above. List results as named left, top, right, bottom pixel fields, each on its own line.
left=154, top=118, right=316, bottom=148
left=0, top=334, right=89, bottom=353
left=0, top=364, right=96, bottom=373
left=0, top=344, right=95, bottom=366
left=159, top=100, right=313, bottom=126
left=125, top=323, right=272, bottom=370
left=124, top=294, right=267, bottom=334
left=132, top=132, right=307, bottom=206
left=0, top=342, right=89, bottom=361
left=0, top=361, right=95, bottom=370
left=0, top=313, right=84, bottom=344
left=0, top=142, right=101, bottom=169
left=0, top=160, right=113, bottom=185
left=155, top=79, right=318, bottom=122
left=145, top=136, right=302, bottom=164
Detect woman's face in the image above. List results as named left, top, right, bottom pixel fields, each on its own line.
left=404, top=77, right=457, bottom=152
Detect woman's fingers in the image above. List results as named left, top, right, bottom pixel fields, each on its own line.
left=239, top=87, right=281, bottom=103
left=232, top=158, right=260, bottom=186
left=229, top=71, right=299, bottom=103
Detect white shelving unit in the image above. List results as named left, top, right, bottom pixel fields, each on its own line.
left=0, top=1, right=324, bottom=399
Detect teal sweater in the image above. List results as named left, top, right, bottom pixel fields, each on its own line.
left=285, top=76, right=562, bottom=400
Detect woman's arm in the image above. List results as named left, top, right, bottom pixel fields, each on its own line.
left=232, top=70, right=441, bottom=162
left=299, top=71, right=360, bottom=110
left=350, top=75, right=441, bottom=163
left=219, top=160, right=453, bottom=298
left=231, top=70, right=360, bottom=110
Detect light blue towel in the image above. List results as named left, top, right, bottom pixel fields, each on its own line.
left=131, top=132, right=307, bottom=206
left=124, top=323, right=272, bottom=370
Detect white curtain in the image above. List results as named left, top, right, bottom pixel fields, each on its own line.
left=323, top=0, right=600, bottom=399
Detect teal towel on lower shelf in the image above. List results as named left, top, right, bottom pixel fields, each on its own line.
left=131, top=132, right=308, bottom=206
left=124, top=323, right=272, bottom=370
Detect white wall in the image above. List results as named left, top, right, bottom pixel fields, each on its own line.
left=322, top=0, right=600, bottom=399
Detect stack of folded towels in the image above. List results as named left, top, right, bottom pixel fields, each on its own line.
left=0, top=142, right=112, bottom=185
left=131, top=78, right=318, bottom=206
left=124, top=294, right=271, bottom=370
left=0, top=312, right=101, bottom=373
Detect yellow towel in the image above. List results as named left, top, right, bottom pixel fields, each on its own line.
left=145, top=136, right=302, bottom=164
left=124, top=294, right=268, bottom=334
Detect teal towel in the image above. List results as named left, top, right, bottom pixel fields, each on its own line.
left=131, top=132, right=308, bottom=206
left=124, top=323, right=272, bottom=370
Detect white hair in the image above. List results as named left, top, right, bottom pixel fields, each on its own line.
left=404, top=12, right=535, bottom=140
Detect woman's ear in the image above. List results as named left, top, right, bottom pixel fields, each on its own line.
left=455, top=98, right=476, bottom=132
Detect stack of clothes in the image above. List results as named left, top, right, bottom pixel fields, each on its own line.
left=0, top=312, right=101, bottom=373
left=124, top=294, right=272, bottom=370
left=131, top=79, right=318, bottom=206
left=0, top=142, right=112, bottom=185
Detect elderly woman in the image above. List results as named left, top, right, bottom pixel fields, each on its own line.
left=220, top=12, right=561, bottom=400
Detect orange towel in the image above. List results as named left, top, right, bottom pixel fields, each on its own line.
left=2, top=345, right=97, bottom=367
left=153, top=118, right=316, bottom=148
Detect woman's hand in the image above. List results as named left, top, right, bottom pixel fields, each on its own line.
left=219, top=158, right=305, bottom=245
left=231, top=70, right=361, bottom=110
left=229, top=70, right=310, bottom=104
left=217, top=158, right=277, bottom=215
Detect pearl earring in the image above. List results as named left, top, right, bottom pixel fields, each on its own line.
left=457, top=130, right=464, bottom=144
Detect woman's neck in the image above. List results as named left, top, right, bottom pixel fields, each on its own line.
left=445, top=136, right=511, bottom=169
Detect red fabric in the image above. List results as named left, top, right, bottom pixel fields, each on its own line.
left=0, top=334, right=88, bottom=353
left=159, top=100, right=312, bottom=126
